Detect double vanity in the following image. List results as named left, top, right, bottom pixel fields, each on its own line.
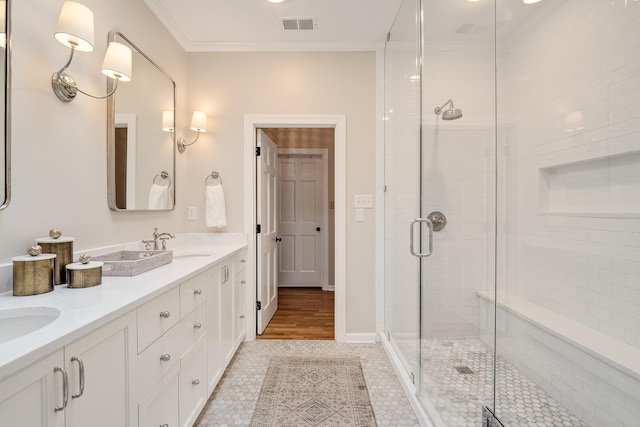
left=0, top=233, right=248, bottom=427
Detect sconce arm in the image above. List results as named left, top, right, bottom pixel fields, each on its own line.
left=177, top=131, right=201, bottom=153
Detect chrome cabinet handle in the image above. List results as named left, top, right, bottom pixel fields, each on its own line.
left=160, top=424, right=169, bottom=427
left=409, top=218, right=433, bottom=258
left=160, top=311, right=171, bottom=319
left=54, top=366, right=69, bottom=412
left=241, top=280, right=246, bottom=284
left=241, top=259, right=246, bottom=263
left=193, top=322, right=202, bottom=329
left=160, top=354, right=171, bottom=362
left=193, top=288, right=203, bottom=295
left=192, top=379, right=200, bottom=386
left=70, top=357, right=85, bottom=399
left=240, top=315, right=245, bottom=319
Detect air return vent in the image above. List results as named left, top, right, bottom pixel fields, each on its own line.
left=281, top=17, right=316, bottom=31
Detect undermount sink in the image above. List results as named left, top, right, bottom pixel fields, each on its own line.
left=0, top=307, right=61, bottom=345
left=173, top=251, right=214, bottom=258
left=93, top=250, right=173, bottom=276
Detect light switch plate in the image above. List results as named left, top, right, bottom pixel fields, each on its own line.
left=354, top=194, right=373, bottom=209
left=355, top=208, right=365, bottom=222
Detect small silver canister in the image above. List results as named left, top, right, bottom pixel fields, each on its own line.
left=66, top=260, right=103, bottom=288
left=36, top=231, right=74, bottom=285
left=12, top=254, right=56, bottom=296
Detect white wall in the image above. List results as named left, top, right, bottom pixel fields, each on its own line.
left=185, top=52, right=377, bottom=334
left=0, top=0, right=188, bottom=291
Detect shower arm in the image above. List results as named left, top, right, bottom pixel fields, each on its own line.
left=434, top=99, right=455, bottom=115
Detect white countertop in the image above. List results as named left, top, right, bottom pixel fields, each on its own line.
left=0, top=233, right=247, bottom=380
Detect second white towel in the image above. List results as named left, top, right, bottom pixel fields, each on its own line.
left=205, top=184, right=227, bottom=228
left=148, top=183, right=171, bottom=209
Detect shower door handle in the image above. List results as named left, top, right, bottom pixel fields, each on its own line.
left=409, top=218, right=433, bottom=258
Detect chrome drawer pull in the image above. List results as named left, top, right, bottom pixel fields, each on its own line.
left=54, top=366, right=69, bottom=412
left=240, top=315, right=245, bottom=319
left=241, top=280, right=246, bottom=284
left=192, top=379, right=200, bottom=386
left=160, top=354, right=171, bottom=362
left=160, top=424, right=169, bottom=427
left=70, top=357, right=85, bottom=399
left=241, top=259, right=246, bottom=263
left=160, top=311, right=171, bottom=319
left=193, top=289, right=203, bottom=295
left=193, top=322, right=202, bottom=329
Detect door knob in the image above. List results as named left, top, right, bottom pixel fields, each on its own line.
left=275, top=236, right=282, bottom=242
left=316, top=226, right=321, bottom=232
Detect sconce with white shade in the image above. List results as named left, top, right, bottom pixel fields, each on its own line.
left=51, top=1, right=132, bottom=102
left=162, top=110, right=207, bottom=153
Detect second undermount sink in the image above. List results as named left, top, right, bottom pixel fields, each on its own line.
left=93, top=250, right=173, bottom=276
left=0, top=307, right=61, bottom=345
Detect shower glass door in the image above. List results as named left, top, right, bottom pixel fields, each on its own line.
left=383, top=0, right=422, bottom=389
left=419, top=0, right=497, bottom=425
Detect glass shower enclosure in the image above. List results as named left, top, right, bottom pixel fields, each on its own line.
left=384, top=1, right=640, bottom=426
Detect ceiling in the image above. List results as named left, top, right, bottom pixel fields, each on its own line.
left=143, top=0, right=404, bottom=52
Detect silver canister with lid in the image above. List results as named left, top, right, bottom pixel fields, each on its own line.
left=12, top=245, right=56, bottom=296
left=36, top=228, right=74, bottom=285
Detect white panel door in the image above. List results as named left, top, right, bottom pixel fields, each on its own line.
left=278, top=154, right=324, bottom=287
left=256, top=130, right=279, bottom=334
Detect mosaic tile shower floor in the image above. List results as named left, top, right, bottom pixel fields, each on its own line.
left=420, top=338, right=587, bottom=427
left=195, top=340, right=420, bottom=426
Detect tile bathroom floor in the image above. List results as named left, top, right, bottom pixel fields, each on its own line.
left=194, top=340, right=420, bottom=426
left=420, top=338, right=587, bottom=427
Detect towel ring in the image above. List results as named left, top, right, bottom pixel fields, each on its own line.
left=153, top=171, right=172, bottom=187
left=205, top=171, right=222, bottom=186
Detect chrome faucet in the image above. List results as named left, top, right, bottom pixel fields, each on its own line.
left=142, top=227, right=175, bottom=251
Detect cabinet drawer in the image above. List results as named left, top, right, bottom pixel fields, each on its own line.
left=180, top=272, right=207, bottom=319
left=179, top=334, right=207, bottom=427
left=234, top=253, right=247, bottom=274
left=137, top=287, right=180, bottom=353
left=135, top=302, right=206, bottom=397
left=138, top=363, right=179, bottom=427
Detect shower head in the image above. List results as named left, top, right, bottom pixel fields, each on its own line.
left=434, top=99, right=463, bottom=121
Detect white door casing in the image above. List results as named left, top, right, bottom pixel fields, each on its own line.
left=278, top=150, right=328, bottom=288
left=256, top=130, right=279, bottom=334
left=244, top=114, right=346, bottom=342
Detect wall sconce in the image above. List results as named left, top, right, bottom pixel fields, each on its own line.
left=163, top=110, right=207, bottom=153
left=51, top=1, right=132, bottom=102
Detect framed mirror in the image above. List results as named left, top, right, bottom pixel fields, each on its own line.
left=0, top=0, right=11, bottom=211
left=107, top=31, right=176, bottom=211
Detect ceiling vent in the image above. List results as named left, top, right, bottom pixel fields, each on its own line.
left=281, top=17, right=316, bottom=31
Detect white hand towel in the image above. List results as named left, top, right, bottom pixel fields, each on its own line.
left=148, top=183, right=171, bottom=209
left=206, top=184, right=227, bottom=228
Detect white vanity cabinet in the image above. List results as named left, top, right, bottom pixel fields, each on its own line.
left=233, top=255, right=247, bottom=346
left=0, top=312, right=136, bottom=427
left=135, top=271, right=210, bottom=427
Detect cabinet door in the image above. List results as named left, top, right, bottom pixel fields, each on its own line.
left=205, top=264, right=222, bottom=394
left=220, top=263, right=235, bottom=365
left=179, top=334, right=207, bottom=427
left=138, top=364, right=179, bottom=427
left=0, top=350, right=65, bottom=427
left=65, top=312, right=136, bottom=427
left=234, top=268, right=247, bottom=346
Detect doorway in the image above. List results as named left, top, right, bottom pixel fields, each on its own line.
left=243, top=114, right=347, bottom=342
left=257, top=129, right=334, bottom=338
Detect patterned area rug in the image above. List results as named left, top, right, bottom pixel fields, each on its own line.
left=250, top=356, right=378, bottom=427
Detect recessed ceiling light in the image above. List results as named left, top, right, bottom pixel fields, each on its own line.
left=266, top=0, right=285, bottom=3
left=523, top=0, right=542, bottom=4
left=465, top=0, right=482, bottom=3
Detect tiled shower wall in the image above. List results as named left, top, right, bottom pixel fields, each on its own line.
left=494, top=0, right=640, bottom=425
left=421, top=44, right=495, bottom=339
left=498, top=0, right=640, bottom=353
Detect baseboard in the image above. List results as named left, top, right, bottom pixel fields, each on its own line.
left=379, top=332, right=438, bottom=427
left=345, top=332, right=377, bottom=343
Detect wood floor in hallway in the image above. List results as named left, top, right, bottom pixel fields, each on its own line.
left=257, top=287, right=335, bottom=340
